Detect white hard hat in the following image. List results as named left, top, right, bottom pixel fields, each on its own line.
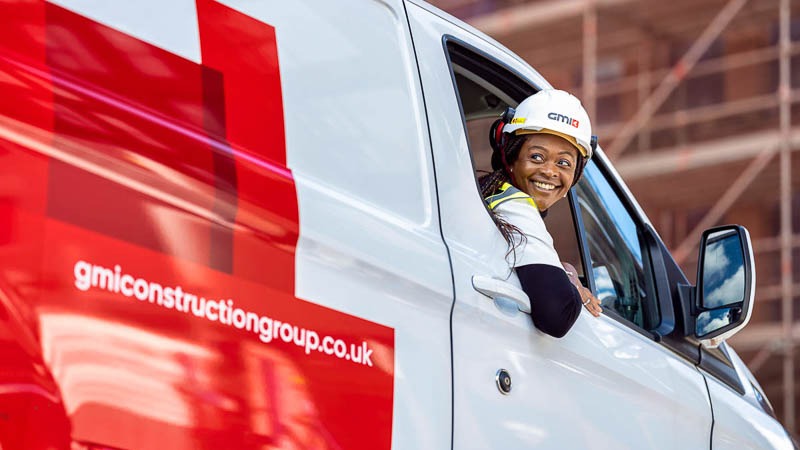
left=503, top=89, right=594, bottom=159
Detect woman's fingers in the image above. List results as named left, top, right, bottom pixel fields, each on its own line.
left=589, top=298, right=603, bottom=317
left=580, top=287, right=603, bottom=317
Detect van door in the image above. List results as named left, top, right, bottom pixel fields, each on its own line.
left=701, top=344, right=794, bottom=448
left=406, top=2, right=713, bottom=448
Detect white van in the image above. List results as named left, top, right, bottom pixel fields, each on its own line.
left=0, top=0, right=793, bottom=449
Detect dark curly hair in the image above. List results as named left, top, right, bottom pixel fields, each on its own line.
left=478, top=135, right=528, bottom=249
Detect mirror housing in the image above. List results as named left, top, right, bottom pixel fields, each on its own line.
left=690, top=225, right=755, bottom=348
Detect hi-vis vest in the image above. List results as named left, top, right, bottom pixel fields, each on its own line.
left=484, top=182, right=538, bottom=211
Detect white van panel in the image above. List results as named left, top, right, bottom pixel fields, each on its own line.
left=222, top=0, right=434, bottom=225
left=47, top=0, right=202, bottom=63
left=235, top=1, right=455, bottom=449
left=704, top=372, right=793, bottom=449
left=702, top=347, right=795, bottom=449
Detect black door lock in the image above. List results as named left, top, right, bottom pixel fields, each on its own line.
left=496, top=369, right=512, bottom=395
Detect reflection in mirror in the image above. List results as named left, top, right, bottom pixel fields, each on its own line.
left=696, top=306, right=743, bottom=337
left=701, top=231, right=745, bottom=308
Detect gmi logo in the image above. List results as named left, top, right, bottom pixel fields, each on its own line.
left=547, top=112, right=579, bottom=128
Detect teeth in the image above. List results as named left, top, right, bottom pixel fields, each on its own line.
left=534, top=181, right=556, bottom=191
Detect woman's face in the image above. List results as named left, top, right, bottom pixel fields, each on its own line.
left=510, top=133, right=579, bottom=211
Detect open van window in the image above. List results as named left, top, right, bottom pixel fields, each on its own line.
left=445, top=41, right=529, bottom=174
left=444, top=40, right=586, bottom=282
left=450, top=69, right=514, bottom=173
left=444, top=40, right=663, bottom=333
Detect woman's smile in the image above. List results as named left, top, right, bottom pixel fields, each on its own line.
left=532, top=180, right=559, bottom=191
left=510, top=133, right=579, bottom=211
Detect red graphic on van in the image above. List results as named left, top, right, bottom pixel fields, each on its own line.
left=0, top=1, right=394, bottom=449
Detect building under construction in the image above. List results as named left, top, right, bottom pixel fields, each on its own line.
left=432, top=0, right=800, bottom=436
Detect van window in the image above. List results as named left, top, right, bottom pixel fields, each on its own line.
left=445, top=42, right=586, bottom=280
left=575, top=161, right=660, bottom=329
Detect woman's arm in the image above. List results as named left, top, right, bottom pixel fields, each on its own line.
left=495, top=199, right=601, bottom=337
left=516, top=264, right=582, bottom=338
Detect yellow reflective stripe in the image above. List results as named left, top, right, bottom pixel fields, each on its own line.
left=524, top=197, right=537, bottom=209
left=487, top=192, right=528, bottom=210
left=485, top=182, right=538, bottom=211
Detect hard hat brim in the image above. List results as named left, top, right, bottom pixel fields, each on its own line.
left=515, top=128, right=590, bottom=158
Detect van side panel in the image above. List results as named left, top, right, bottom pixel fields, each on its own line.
left=703, top=348, right=795, bottom=449
left=705, top=374, right=793, bottom=449
left=252, top=0, right=456, bottom=448
left=0, top=1, right=396, bottom=449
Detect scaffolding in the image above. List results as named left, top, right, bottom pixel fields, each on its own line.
left=435, top=0, right=800, bottom=435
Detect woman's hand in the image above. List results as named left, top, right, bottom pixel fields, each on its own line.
left=562, top=262, right=603, bottom=318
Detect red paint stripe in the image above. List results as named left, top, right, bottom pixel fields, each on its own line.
left=196, top=0, right=287, bottom=166
left=0, top=1, right=52, bottom=288
left=196, top=0, right=298, bottom=292
left=1, top=2, right=395, bottom=449
left=0, top=0, right=52, bottom=216
left=43, top=2, right=215, bottom=267
left=200, top=65, right=239, bottom=273
left=39, top=214, right=395, bottom=450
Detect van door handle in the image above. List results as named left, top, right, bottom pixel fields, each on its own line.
left=471, top=275, right=531, bottom=314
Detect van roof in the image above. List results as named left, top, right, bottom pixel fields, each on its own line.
left=406, top=0, right=546, bottom=86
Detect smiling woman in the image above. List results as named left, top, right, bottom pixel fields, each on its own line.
left=509, top=133, right=578, bottom=211
left=478, top=89, right=602, bottom=337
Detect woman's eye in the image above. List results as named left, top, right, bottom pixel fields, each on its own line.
left=531, top=153, right=544, bottom=162
left=558, top=159, right=572, bottom=167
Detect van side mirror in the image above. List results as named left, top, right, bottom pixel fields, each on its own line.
left=693, top=225, right=755, bottom=347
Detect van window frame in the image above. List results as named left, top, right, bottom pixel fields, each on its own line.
left=576, top=158, right=744, bottom=394
left=574, top=159, right=751, bottom=397
left=442, top=38, right=663, bottom=337
left=442, top=37, right=600, bottom=284
left=572, top=157, right=669, bottom=336
left=441, top=36, right=535, bottom=203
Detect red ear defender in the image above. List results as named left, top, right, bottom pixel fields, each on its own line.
left=489, top=118, right=504, bottom=154
left=489, top=107, right=516, bottom=174
left=494, top=123, right=505, bottom=150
